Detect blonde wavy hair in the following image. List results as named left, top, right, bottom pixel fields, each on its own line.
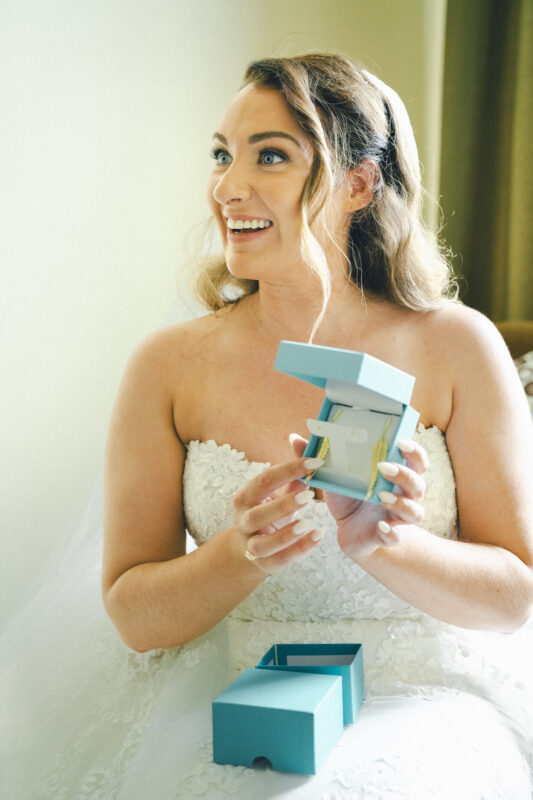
left=194, top=54, right=457, bottom=333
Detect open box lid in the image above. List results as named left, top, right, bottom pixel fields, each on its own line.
left=275, top=341, right=415, bottom=407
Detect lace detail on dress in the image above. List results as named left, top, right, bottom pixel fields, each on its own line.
left=183, top=426, right=457, bottom=624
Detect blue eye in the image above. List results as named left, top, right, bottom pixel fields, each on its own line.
left=259, top=150, right=286, bottom=165
left=210, top=148, right=232, bottom=166
left=210, top=147, right=286, bottom=166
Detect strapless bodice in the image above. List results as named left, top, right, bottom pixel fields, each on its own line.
left=183, top=426, right=457, bottom=623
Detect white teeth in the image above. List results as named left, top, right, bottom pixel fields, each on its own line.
left=227, top=218, right=272, bottom=231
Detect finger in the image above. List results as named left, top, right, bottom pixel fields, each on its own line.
left=377, top=461, right=426, bottom=500
left=246, top=517, right=317, bottom=558
left=397, top=439, right=429, bottom=474
left=376, top=520, right=400, bottom=547
left=377, top=491, right=425, bottom=525
left=269, top=489, right=304, bottom=530
left=239, top=487, right=315, bottom=535
left=246, top=526, right=325, bottom=571
left=286, top=433, right=328, bottom=501
left=288, top=432, right=308, bottom=459
left=234, top=457, right=323, bottom=512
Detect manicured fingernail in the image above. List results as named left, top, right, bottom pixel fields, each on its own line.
left=398, top=439, right=414, bottom=453
left=378, top=461, right=399, bottom=477
left=304, top=457, right=325, bottom=470
left=377, top=520, right=391, bottom=534
left=289, top=433, right=300, bottom=446
left=295, top=489, right=315, bottom=505
left=378, top=491, right=397, bottom=505
left=293, top=518, right=313, bottom=535
left=311, top=527, right=324, bottom=542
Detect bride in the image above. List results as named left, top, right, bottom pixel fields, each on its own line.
left=4, top=54, right=533, bottom=799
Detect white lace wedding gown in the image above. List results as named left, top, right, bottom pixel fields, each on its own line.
left=2, top=427, right=532, bottom=799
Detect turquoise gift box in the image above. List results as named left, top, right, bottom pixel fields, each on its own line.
left=274, top=341, right=419, bottom=503
left=212, top=643, right=364, bottom=775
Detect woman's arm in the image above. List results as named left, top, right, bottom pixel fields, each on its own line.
left=340, top=307, right=533, bottom=633
left=102, top=327, right=321, bottom=652
left=352, top=525, right=533, bottom=632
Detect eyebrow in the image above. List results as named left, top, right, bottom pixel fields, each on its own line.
left=212, top=130, right=302, bottom=149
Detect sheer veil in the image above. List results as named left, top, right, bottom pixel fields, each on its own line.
left=0, top=275, right=221, bottom=799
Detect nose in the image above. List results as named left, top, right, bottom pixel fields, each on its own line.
left=212, top=160, right=251, bottom=206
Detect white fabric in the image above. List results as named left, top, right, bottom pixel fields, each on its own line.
left=515, top=350, right=533, bottom=417
left=2, top=427, right=532, bottom=799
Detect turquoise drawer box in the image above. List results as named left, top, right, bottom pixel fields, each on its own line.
left=275, top=341, right=419, bottom=503
left=212, top=643, right=364, bottom=775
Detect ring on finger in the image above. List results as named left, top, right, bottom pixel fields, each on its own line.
left=244, top=548, right=257, bottom=562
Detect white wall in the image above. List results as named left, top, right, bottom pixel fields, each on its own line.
left=0, top=0, right=446, bottom=624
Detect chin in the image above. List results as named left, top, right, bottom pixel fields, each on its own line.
left=225, top=252, right=264, bottom=281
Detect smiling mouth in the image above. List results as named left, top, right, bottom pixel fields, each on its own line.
left=227, top=218, right=273, bottom=235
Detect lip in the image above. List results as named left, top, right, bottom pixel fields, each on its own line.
left=223, top=213, right=274, bottom=243
left=226, top=226, right=273, bottom=243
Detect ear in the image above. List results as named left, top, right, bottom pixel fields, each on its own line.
left=344, top=161, right=380, bottom=212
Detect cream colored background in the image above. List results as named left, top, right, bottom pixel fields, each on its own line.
left=1, top=0, right=446, bottom=624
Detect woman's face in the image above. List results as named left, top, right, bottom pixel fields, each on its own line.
left=207, top=84, right=319, bottom=283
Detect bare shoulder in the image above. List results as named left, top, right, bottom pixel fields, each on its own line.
left=127, top=313, right=220, bottom=369
left=419, top=300, right=530, bottom=426
left=417, top=301, right=521, bottom=387
left=117, top=313, right=227, bottom=404
left=420, top=300, right=506, bottom=356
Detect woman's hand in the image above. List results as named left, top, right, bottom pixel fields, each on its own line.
left=232, top=457, right=325, bottom=574
left=289, top=433, right=428, bottom=560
